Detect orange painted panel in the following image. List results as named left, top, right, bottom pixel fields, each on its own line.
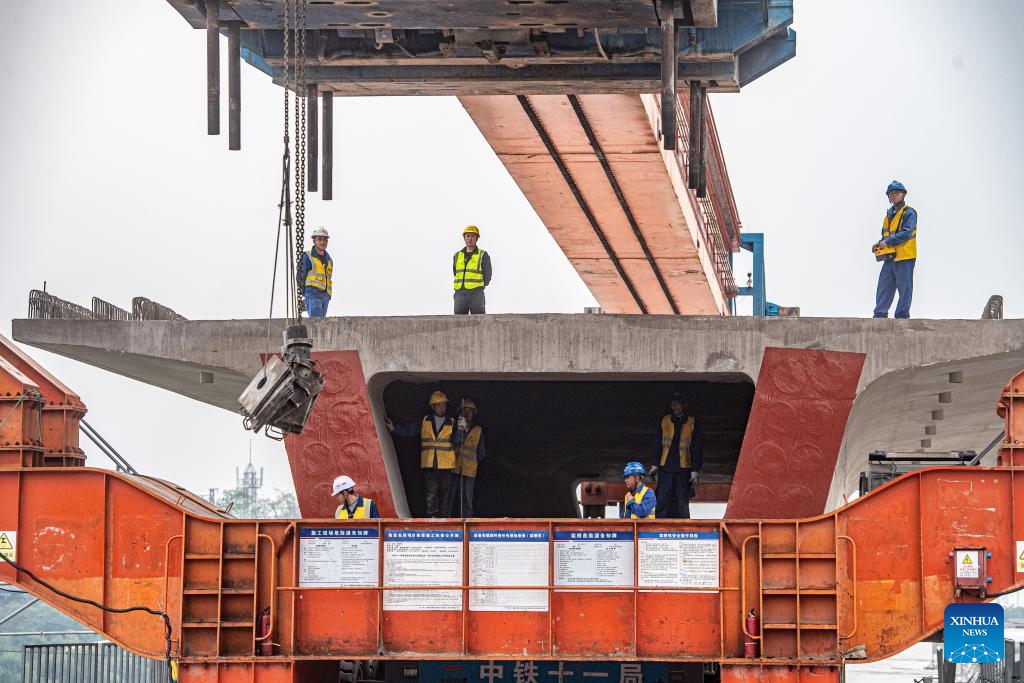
left=383, top=610, right=463, bottom=654
left=636, top=592, right=720, bottom=656
left=294, top=588, right=379, bottom=655
left=552, top=591, right=633, bottom=656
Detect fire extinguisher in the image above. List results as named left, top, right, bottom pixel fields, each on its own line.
left=257, top=607, right=273, bottom=656
left=744, top=608, right=760, bottom=658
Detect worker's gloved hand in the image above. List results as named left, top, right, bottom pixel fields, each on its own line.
left=457, top=416, right=468, bottom=431
left=690, top=471, right=700, bottom=487
left=385, top=417, right=395, bottom=432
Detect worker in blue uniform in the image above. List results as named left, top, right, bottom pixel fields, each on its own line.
left=332, top=474, right=380, bottom=519
left=297, top=226, right=333, bottom=318
left=872, top=181, right=918, bottom=319
left=621, top=461, right=656, bottom=519
left=654, top=391, right=703, bottom=519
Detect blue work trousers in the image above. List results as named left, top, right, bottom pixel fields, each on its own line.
left=655, top=468, right=692, bottom=519
left=873, top=258, right=915, bottom=319
left=304, top=288, right=330, bottom=318
left=447, top=473, right=476, bottom=518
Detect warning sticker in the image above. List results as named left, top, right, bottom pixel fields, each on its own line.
left=0, top=531, right=15, bottom=562
left=1017, top=541, right=1024, bottom=573
left=955, top=550, right=980, bottom=579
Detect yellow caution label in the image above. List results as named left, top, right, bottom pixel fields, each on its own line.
left=1017, top=541, right=1024, bottom=572
left=962, top=555, right=973, bottom=565
left=0, top=531, right=16, bottom=562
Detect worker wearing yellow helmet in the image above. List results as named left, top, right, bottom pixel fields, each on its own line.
left=385, top=389, right=457, bottom=517
left=453, top=225, right=492, bottom=315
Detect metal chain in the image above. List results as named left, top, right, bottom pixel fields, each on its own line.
left=282, top=0, right=295, bottom=320
left=292, top=0, right=308, bottom=321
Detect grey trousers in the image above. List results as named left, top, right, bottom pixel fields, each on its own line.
left=454, top=289, right=486, bottom=314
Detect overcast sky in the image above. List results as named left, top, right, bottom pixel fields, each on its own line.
left=0, top=1, right=1021, bottom=500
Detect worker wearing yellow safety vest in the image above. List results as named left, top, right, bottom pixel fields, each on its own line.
left=298, top=226, right=333, bottom=318
left=386, top=390, right=456, bottom=517
left=331, top=474, right=380, bottom=519
left=450, top=398, right=486, bottom=518
left=621, top=461, right=656, bottom=519
left=872, top=180, right=918, bottom=319
left=453, top=225, right=492, bottom=315
left=654, top=392, right=703, bottom=519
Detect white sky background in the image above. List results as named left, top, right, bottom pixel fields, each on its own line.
left=0, top=0, right=1021, bottom=499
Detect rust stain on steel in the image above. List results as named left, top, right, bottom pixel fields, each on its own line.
left=283, top=351, right=394, bottom=518
left=725, top=348, right=865, bottom=519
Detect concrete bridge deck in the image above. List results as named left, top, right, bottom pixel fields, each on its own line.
left=13, top=315, right=1024, bottom=515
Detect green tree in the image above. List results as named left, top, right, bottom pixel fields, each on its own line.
left=217, top=487, right=299, bottom=519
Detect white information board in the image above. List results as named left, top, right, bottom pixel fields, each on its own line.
left=554, top=531, right=634, bottom=589
left=469, top=530, right=549, bottom=612
left=638, top=531, right=719, bottom=589
left=299, top=528, right=379, bottom=587
left=383, top=529, right=463, bottom=611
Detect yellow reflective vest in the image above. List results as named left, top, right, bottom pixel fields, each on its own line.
left=624, top=484, right=656, bottom=519
left=420, top=416, right=456, bottom=470
left=454, top=249, right=486, bottom=290
left=304, top=251, right=333, bottom=295
left=660, top=415, right=696, bottom=469
left=454, top=426, right=483, bottom=478
left=878, top=205, right=917, bottom=262
left=335, top=497, right=376, bottom=519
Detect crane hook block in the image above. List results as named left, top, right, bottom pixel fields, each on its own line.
left=238, top=324, right=325, bottom=438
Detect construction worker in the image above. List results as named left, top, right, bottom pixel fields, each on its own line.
left=386, top=390, right=456, bottom=517
left=453, top=225, right=492, bottom=315
left=331, top=474, right=380, bottom=519
left=449, top=398, right=486, bottom=518
left=621, top=461, right=656, bottom=519
left=872, top=180, right=918, bottom=319
left=298, top=226, right=333, bottom=318
left=654, top=392, right=703, bottom=519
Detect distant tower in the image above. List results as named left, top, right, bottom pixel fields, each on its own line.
left=236, top=455, right=264, bottom=518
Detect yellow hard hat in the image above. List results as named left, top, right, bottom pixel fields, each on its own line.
left=461, top=399, right=477, bottom=411
left=463, top=225, right=480, bottom=236
left=428, top=390, right=449, bottom=406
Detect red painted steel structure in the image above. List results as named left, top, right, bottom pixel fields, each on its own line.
left=3, top=337, right=1024, bottom=682
left=726, top=349, right=865, bottom=519
left=281, top=351, right=396, bottom=518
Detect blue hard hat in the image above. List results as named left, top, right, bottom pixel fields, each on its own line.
left=623, top=461, right=647, bottom=478
left=886, top=180, right=907, bottom=194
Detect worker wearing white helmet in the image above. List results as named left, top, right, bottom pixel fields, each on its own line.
left=331, top=474, right=380, bottom=519
left=385, top=390, right=457, bottom=517
left=453, top=225, right=492, bottom=315
left=297, top=226, right=333, bottom=318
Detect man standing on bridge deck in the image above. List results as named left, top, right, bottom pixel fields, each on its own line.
left=386, top=391, right=457, bottom=517
left=298, top=226, right=333, bottom=318
left=331, top=474, right=380, bottom=519
left=453, top=225, right=492, bottom=314
left=653, top=392, right=703, bottom=519
left=872, top=180, right=918, bottom=319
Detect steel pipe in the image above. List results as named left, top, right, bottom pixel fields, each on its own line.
left=322, top=91, right=333, bottom=200
left=206, top=0, right=220, bottom=135
left=228, top=23, right=241, bottom=150
left=307, top=84, right=318, bottom=192
left=660, top=0, right=677, bottom=151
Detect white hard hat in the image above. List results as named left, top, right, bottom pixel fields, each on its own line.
left=332, top=475, right=356, bottom=496
left=311, top=227, right=330, bottom=239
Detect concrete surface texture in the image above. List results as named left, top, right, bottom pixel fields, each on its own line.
left=13, top=315, right=1024, bottom=515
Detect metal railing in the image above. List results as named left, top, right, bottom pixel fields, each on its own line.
left=27, top=291, right=92, bottom=320
left=131, top=297, right=186, bottom=322
left=982, top=295, right=1004, bottom=320
left=654, top=94, right=739, bottom=300
left=25, top=292, right=186, bottom=322
left=22, top=642, right=163, bottom=683
left=91, top=297, right=131, bottom=321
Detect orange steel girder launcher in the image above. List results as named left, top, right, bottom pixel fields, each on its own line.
left=1, top=338, right=1024, bottom=682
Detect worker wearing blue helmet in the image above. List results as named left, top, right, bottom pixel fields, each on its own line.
left=871, top=180, right=918, bottom=318
left=621, top=461, right=656, bottom=519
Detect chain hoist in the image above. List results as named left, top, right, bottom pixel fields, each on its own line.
left=240, top=0, right=323, bottom=438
